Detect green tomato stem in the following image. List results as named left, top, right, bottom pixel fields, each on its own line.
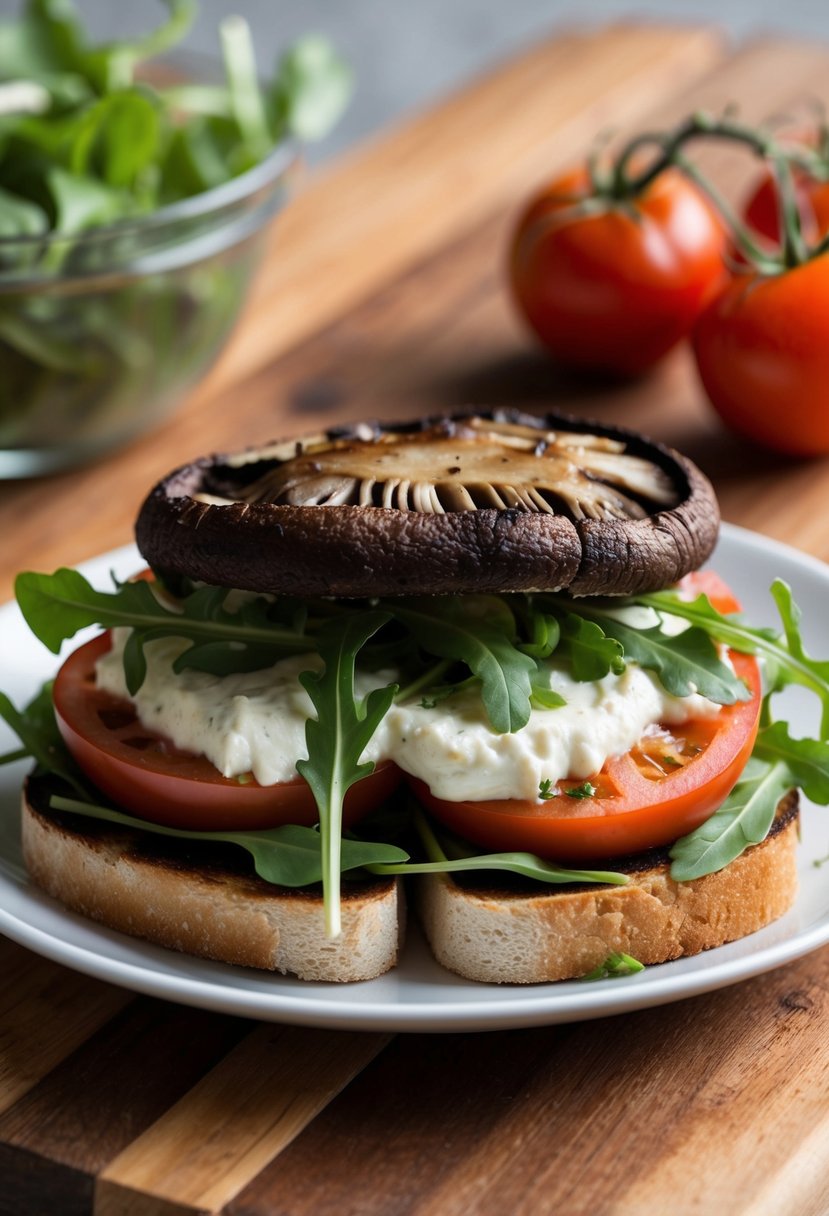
left=608, top=110, right=821, bottom=272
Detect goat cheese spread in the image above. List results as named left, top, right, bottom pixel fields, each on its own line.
left=96, top=624, right=723, bottom=803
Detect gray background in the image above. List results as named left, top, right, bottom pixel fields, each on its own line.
left=14, top=1, right=829, bottom=158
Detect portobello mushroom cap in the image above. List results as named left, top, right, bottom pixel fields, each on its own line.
left=135, top=410, right=719, bottom=598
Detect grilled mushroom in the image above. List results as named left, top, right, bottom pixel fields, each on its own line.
left=136, top=409, right=719, bottom=597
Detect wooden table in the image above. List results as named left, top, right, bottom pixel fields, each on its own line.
left=2, top=23, right=829, bottom=1215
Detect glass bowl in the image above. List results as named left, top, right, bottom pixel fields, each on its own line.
left=0, top=138, right=297, bottom=478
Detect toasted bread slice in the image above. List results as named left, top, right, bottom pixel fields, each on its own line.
left=22, top=776, right=402, bottom=982
left=416, top=793, right=799, bottom=984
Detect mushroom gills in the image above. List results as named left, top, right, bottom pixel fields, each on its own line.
left=194, top=418, right=679, bottom=522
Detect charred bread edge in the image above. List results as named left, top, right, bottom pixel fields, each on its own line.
left=416, top=792, right=800, bottom=984
left=21, top=777, right=403, bottom=982
left=135, top=409, right=719, bottom=598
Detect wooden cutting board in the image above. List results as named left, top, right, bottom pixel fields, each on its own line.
left=2, top=23, right=829, bottom=1216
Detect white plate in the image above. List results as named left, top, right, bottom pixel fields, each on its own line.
left=1, top=524, right=828, bottom=1032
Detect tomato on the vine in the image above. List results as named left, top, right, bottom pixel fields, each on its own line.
left=693, top=256, right=829, bottom=457
left=744, top=166, right=829, bottom=246
left=406, top=573, right=762, bottom=863
left=509, top=166, right=727, bottom=377
left=53, top=633, right=402, bottom=831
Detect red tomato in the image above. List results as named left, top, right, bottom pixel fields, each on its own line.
left=509, top=166, right=727, bottom=376
left=675, top=568, right=741, bottom=615
left=53, top=633, right=401, bottom=831
left=744, top=168, right=829, bottom=246
left=407, top=573, right=762, bottom=862
left=693, top=257, right=829, bottom=457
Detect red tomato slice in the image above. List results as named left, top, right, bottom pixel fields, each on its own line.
left=407, top=573, right=762, bottom=862
left=53, top=633, right=401, bottom=831
left=675, top=569, right=742, bottom=615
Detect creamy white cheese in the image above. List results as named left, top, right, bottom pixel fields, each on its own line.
left=96, top=626, right=723, bottom=803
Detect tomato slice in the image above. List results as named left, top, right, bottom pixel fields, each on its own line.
left=675, top=568, right=742, bottom=615
left=53, top=633, right=401, bottom=831
left=407, top=572, right=762, bottom=862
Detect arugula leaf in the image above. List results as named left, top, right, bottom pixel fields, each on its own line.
left=385, top=597, right=536, bottom=732
left=296, top=614, right=397, bottom=938
left=528, top=662, right=566, bottom=710
left=369, top=853, right=628, bottom=886
left=0, top=683, right=88, bottom=795
left=50, top=795, right=408, bottom=887
left=394, top=657, right=453, bottom=707
left=586, top=610, right=746, bottom=704
left=518, top=609, right=561, bottom=659
left=367, top=809, right=628, bottom=887
left=539, top=594, right=749, bottom=703
left=580, top=952, right=645, bottom=981
left=752, top=721, right=829, bottom=804
left=558, top=612, right=625, bottom=682
left=15, top=569, right=312, bottom=691
left=639, top=581, right=829, bottom=732
left=669, top=756, right=793, bottom=880
left=417, top=683, right=467, bottom=710
left=530, top=683, right=567, bottom=710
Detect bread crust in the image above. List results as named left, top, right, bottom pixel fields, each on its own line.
left=22, top=781, right=799, bottom=986
left=416, top=793, right=800, bottom=984
left=22, top=785, right=402, bottom=982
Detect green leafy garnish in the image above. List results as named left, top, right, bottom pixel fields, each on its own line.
left=558, top=612, right=626, bottom=682
left=367, top=809, right=628, bottom=887
left=564, top=782, right=596, bottom=800
left=518, top=610, right=561, bottom=660
left=417, top=688, right=463, bottom=709
left=49, top=795, right=407, bottom=887
left=0, top=0, right=351, bottom=452
left=570, top=605, right=747, bottom=705
left=0, top=683, right=88, bottom=796
left=296, top=615, right=397, bottom=938
left=640, top=580, right=829, bottom=734
left=0, top=1, right=350, bottom=231
left=15, top=569, right=311, bottom=691
left=669, top=757, right=792, bottom=881
left=580, top=952, right=646, bottom=981
left=13, top=563, right=829, bottom=902
left=385, top=597, right=537, bottom=733
left=670, top=724, right=829, bottom=880
left=529, top=665, right=567, bottom=710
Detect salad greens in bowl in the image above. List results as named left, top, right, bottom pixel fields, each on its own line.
left=0, top=0, right=351, bottom=476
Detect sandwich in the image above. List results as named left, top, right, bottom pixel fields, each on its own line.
left=4, top=409, right=828, bottom=983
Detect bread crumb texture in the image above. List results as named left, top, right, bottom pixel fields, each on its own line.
left=416, top=814, right=799, bottom=984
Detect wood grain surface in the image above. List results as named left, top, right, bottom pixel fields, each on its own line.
left=2, top=22, right=829, bottom=1216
